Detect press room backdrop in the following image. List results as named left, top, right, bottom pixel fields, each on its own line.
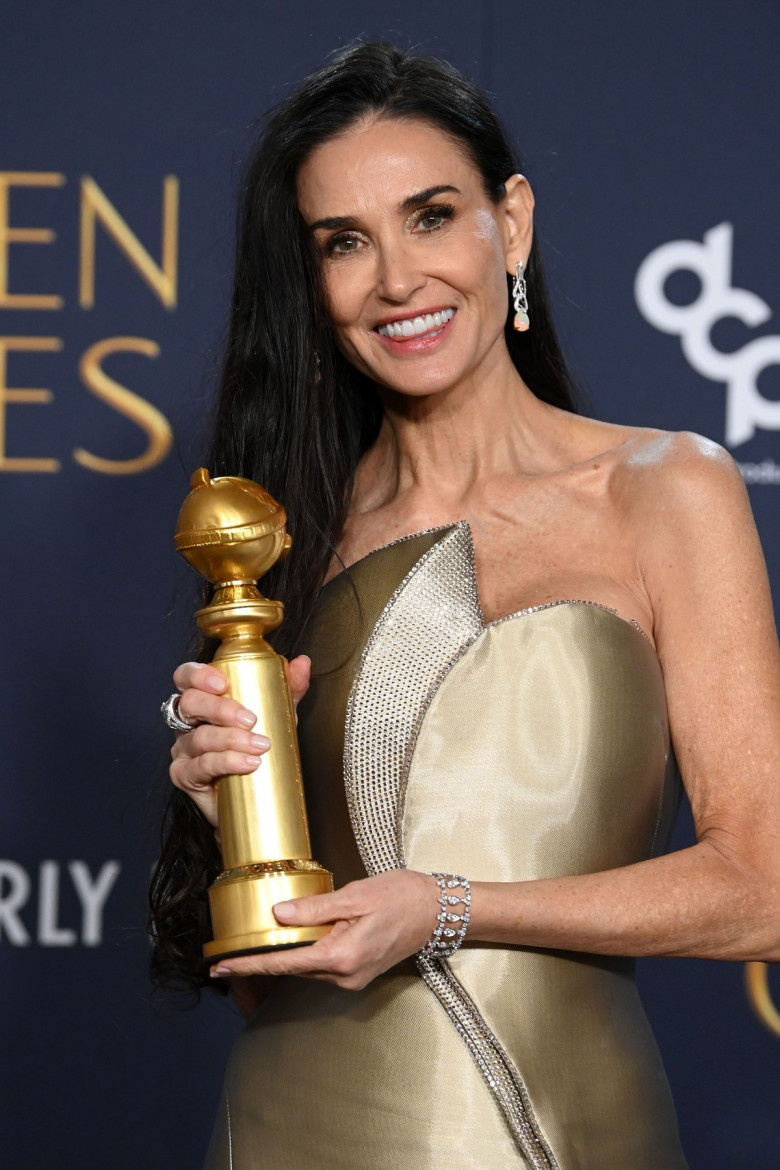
left=2, top=3, right=778, bottom=1167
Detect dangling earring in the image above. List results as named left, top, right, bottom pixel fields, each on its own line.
left=512, top=260, right=530, bottom=332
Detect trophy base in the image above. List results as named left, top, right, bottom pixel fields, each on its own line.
left=203, top=862, right=334, bottom=962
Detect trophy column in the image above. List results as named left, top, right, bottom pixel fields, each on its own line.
left=175, top=469, right=334, bottom=962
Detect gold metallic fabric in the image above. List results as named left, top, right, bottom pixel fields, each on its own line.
left=205, top=527, right=688, bottom=1170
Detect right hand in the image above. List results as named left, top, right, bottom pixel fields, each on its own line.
left=169, top=656, right=312, bottom=828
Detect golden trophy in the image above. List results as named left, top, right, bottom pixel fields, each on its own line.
left=175, top=468, right=333, bottom=962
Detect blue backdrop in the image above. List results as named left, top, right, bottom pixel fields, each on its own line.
left=2, top=4, right=778, bottom=1167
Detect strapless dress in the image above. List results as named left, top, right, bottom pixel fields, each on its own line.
left=205, top=524, right=688, bottom=1169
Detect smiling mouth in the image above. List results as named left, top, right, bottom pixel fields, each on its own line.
left=375, top=307, right=456, bottom=340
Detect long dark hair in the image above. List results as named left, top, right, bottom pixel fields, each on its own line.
left=149, top=39, right=579, bottom=998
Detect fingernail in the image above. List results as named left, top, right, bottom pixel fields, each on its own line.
left=210, top=966, right=233, bottom=978
left=237, top=710, right=256, bottom=727
left=273, top=900, right=296, bottom=922
left=244, top=755, right=262, bottom=768
left=249, top=734, right=271, bottom=750
left=208, top=675, right=227, bottom=693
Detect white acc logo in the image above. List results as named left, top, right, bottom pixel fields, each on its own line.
left=634, top=223, right=780, bottom=446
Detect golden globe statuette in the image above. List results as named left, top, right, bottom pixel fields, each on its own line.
left=175, top=468, right=333, bottom=962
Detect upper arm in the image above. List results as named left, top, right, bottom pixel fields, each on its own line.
left=635, top=432, right=780, bottom=876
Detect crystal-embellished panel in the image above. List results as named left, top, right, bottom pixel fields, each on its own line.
left=343, top=523, right=559, bottom=1169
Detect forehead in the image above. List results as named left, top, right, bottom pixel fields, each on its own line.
left=296, top=115, right=481, bottom=219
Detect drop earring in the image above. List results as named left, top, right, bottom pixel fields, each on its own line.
left=512, top=260, right=530, bottom=332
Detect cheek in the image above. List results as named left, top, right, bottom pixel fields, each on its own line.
left=472, top=208, right=501, bottom=245
left=442, top=222, right=506, bottom=302
left=487, top=255, right=511, bottom=312
left=472, top=216, right=508, bottom=282
left=322, top=261, right=370, bottom=330
left=467, top=234, right=510, bottom=321
left=321, top=271, right=372, bottom=369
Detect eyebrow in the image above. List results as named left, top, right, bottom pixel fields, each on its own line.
left=307, top=185, right=461, bottom=232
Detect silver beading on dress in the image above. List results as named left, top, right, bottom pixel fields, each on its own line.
left=421, top=873, right=471, bottom=957
left=344, top=525, right=559, bottom=1168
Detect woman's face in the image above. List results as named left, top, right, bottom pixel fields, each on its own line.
left=296, top=116, right=533, bottom=399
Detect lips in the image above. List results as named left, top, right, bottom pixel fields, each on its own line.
left=375, top=307, right=455, bottom=339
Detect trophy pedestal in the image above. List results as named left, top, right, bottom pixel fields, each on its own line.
left=203, top=862, right=334, bottom=961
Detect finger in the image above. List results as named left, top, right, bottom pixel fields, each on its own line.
left=170, top=749, right=263, bottom=793
left=210, top=924, right=348, bottom=980
left=273, top=888, right=355, bottom=928
left=173, top=724, right=271, bottom=760
left=173, top=661, right=228, bottom=695
left=284, top=655, right=312, bottom=708
left=177, top=689, right=258, bottom=730
left=211, top=949, right=326, bottom=980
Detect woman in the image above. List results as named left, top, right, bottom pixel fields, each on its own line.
left=150, top=41, right=780, bottom=1170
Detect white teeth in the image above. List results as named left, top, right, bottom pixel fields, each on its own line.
left=377, top=307, right=455, bottom=338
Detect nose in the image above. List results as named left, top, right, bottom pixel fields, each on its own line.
left=374, top=238, right=425, bottom=303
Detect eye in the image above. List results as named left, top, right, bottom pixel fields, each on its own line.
left=414, top=203, right=455, bottom=233
left=326, top=232, right=363, bottom=256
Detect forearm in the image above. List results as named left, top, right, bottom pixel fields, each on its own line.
left=469, top=839, right=780, bottom=961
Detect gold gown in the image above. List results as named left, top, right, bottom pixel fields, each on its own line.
left=205, top=525, right=689, bottom=1169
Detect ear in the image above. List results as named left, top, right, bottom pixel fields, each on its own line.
left=500, top=174, right=534, bottom=273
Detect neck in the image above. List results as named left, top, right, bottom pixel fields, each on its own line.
left=353, top=348, right=563, bottom=513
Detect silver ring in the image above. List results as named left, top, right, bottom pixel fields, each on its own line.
left=161, top=692, right=197, bottom=733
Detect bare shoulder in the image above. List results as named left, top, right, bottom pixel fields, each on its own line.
left=609, top=429, right=771, bottom=655
left=601, top=428, right=763, bottom=634
left=610, top=428, right=750, bottom=524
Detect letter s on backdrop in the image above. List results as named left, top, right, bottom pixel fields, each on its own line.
left=75, top=336, right=172, bottom=474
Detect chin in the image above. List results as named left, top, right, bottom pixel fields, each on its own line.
left=378, top=377, right=456, bottom=400
left=373, top=360, right=467, bottom=398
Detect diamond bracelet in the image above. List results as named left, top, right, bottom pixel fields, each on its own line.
left=420, top=873, right=471, bottom=958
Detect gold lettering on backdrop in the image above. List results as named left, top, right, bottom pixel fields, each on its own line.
left=0, top=173, right=65, bottom=310
left=745, top=962, right=780, bottom=1039
left=1, top=173, right=178, bottom=472
left=0, top=336, right=62, bottom=471
left=79, top=176, right=179, bottom=309
left=75, top=336, right=172, bottom=474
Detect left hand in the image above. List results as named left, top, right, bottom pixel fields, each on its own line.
left=210, top=869, right=440, bottom=990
